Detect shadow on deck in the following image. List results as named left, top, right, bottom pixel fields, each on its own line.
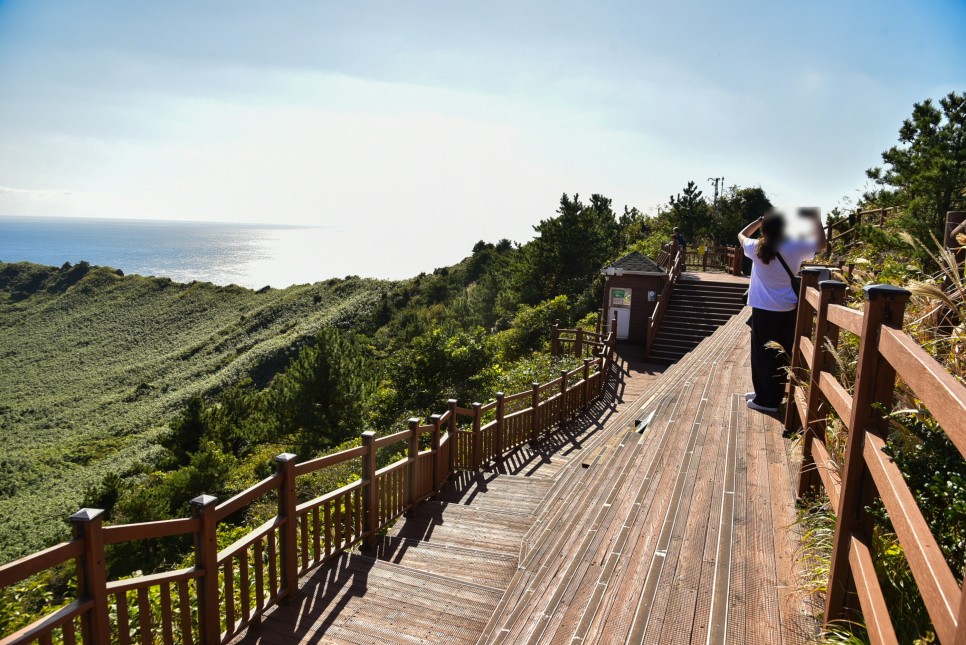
left=232, top=314, right=814, bottom=644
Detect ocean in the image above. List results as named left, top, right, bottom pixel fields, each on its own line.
left=0, top=216, right=347, bottom=289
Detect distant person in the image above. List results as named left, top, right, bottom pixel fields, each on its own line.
left=672, top=227, right=686, bottom=248
left=672, top=227, right=687, bottom=269
left=738, top=209, right=826, bottom=413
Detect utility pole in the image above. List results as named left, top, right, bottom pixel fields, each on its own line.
left=708, top=177, right=724, bottom=212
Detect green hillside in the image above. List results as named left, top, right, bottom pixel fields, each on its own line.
left=0, top=261, right=391, bottom=559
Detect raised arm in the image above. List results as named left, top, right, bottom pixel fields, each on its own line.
left=738, top=217, right=763, bottom=246
left=805, top=208, right=827, bottom=252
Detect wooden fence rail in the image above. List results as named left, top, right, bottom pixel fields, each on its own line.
left=0, top=327, right=617, bottom=645
left=825, top=207, right=897, bottom=256
left=684, top=244, right=743, bottom=275
left=647, top=242, right=685, bottom=354
left=785, top=267, right=966, bottom=644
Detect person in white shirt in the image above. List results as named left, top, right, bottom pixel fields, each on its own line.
left=738, top=209, right=826, bottom=413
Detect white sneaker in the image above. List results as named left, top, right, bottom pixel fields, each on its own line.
left=747, top=400, right=779, bottom=413
left=743, top=392, right=756, bottom=400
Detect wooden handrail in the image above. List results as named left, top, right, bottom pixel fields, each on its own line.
left=786, top=270, right=966, bottom=644
left=646, top=243, right=685, bottom=355
left=0, top=320, right=619, bottom=645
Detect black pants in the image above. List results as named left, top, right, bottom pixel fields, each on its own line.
left=749, top=307, right=797, bottom=408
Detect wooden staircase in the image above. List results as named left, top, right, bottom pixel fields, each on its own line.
left=648, top=278, right=747, bottom=364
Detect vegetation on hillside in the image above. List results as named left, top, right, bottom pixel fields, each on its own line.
left=0, top=262, right=390, bottom=561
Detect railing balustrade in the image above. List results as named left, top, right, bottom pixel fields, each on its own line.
left=0, top=327, right=618, bottom=645
left=786, top=267, right=966, bottom=644
left=646, top=243, right=685, bottom=355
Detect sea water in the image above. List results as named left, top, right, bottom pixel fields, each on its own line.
left=0, top=215, right=350, bottom=289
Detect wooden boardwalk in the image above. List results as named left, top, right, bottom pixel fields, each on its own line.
left=232, top=312, right=812, bottom=644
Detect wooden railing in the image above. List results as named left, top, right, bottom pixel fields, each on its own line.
left=551, top=314, right=618, bottom=360
left=826, top=207, right=897, bottom=255
left=656, top=241, right=679, bottom=272
left=684, top=244, right=743, bottom=275
left=646, top=243, right=685, bottom=355
left=0, top=330, right=619, bottom=645
left=785, top=268, right=966, bottom=644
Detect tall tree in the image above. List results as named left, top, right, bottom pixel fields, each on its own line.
left=666, top=181, right=713, bottom=243
left=269, top=328, right=374, bottom=451
left=865, top=92, right=966, bottom=245
left=517, top=193, right=621, bottom=305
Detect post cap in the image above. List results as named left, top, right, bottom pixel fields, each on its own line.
left=471, top=402, right=482, bottom=409
left=818, top=280, right=847, bottom=290
left=274, top=453, right=297, bottom=463
left=408, top=417, right=420, bottom=427
left=532, top=381, right=540, bottom=387
left=190, top=494, right=218, bottom=508
left=429, top=413, right=443, bottom=421
left=447, top=398, right=458, bottom=405
left=801, top=267, right=825, bottom=275
left=495, top=391, right=505, bottom=398
left=69, top=508, right=105, bottom=523
left=361, top=430, right=377, bottom=438
left=863, top=284, right=911, bottom=300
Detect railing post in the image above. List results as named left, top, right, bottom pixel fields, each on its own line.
left=596, top=308, right=603, bottom=335
left=575, top=328, right=583, bottom=357
left=797, top=280, right=847, bottom=496
left=784, top=268, right=823, bottom=431
left=494, top=393, right=505, bottom=465
left=407, top=418, right=420, bottom=511
left=471, top=404, right=482, bottom=470
left=190, top=494, right=220, bottom=645
left=70, top=508, right=109, bottom=644
left=361, top=431, right=378, bottom=547
left=825, top=285, right=910, bottom=624
left=582, top=358, right=591, bottom=410
left=447, top=399, right=458, bottom=475
left=430, top=414, right=443, bottom=492
left=559, top=370, right=568, bottom=423
left=274, top=453, right=298, bottom=598
left=530, top=382, right=541, bottom=443
left=552, top=319, right=561, bottom=355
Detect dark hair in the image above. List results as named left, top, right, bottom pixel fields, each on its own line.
left=755, top=212, right=786, bottom=264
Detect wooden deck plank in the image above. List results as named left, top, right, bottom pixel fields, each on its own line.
left=582, top=317, right=748, bottom=643
left=743, top=396, right=785, bottom=644
left=658, top=349, right=740, bottom=644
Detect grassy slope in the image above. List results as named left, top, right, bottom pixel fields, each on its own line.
left=0, top=262, right=391, bottom=560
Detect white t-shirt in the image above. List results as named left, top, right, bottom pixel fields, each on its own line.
left=742, top=238, right=818, bottom=312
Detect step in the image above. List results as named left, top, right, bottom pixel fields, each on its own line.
left=665, top=303, right=741, bottom=315
left=660, top=319, right=724, bottom=333
left=235, top=552, right=502, bottom=644
left=677, top=280, right=748, bottom=291
left=662, top=311, right=735, bottom=324
left=669, top=293, right=746, bottom=306
left=372, top=535, right=519, bottom=589
left=667, top=299, right=743, bottom=310
left=651, top=335, right=702, bottom=348
left=387, top=501, right=532, bottom=555
left=438, top=473, right=553, bottom=516
left=653, top=331, right=713, bottom=345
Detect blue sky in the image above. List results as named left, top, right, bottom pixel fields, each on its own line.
left=0, top=0, right=963, bottom=264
